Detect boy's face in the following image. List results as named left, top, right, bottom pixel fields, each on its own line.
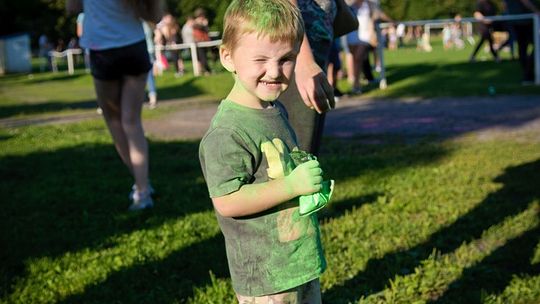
left=220, top=32, right=299, bottom=104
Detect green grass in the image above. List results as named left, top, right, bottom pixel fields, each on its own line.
left=1, top=120, right=539, bottom=303
left=338, top=38, right=540, bottom=97
left=2, top=38, right=540, bottom=121
left=1, top=39, right=539, bottom=303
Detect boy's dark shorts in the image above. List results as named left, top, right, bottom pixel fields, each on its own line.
left=90, top=40, right=152, bottom=80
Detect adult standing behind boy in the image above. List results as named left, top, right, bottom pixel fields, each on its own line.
left=66, top=0, right=164, bottom=211
left=503, top=0, right=540, bottom=84
left=199, top=0, right=328, bottom=301
left=280, top=0, right=337, bottom=156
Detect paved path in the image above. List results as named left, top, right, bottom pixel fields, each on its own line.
left=143, top=95, right=540, bottom=141
left=2, top=95, right=540, bottom=142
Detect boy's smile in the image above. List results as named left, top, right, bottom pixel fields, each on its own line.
left=220, top=32, right=299, bottom=108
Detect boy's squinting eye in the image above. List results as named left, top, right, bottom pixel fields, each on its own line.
left=280, top=56, right=296, bottom=64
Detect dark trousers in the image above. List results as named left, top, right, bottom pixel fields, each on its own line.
left=281, top=40, right=331, bottom=156
left=281, top=77, right=327, bottom=156
left=513, top=22, right=535, bottom=81
left=470, top=25, right=498, bottom=60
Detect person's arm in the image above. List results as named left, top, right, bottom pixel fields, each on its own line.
left=66, top=0, right=82, bottom=15
left=287, top=0, right=335, bottom=114
left=212, top=160, right=323, bottom=217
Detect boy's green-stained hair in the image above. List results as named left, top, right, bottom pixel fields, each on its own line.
left=221, top=0, right=305, bottom=51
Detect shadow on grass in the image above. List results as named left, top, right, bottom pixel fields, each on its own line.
left=0, top=136, right=450, bottom=302
left=380, top=60, right=540, bottom=97
left=430, top=226, right=540, bottom=304
left=0, top=71, right=86, bottom=84
left=0, top=76, right=213, bottom=119
left=318, top=192, right=383, bottom=221
left=57, top=234, right=230, bottom=304
left=0, top=140, right=212, bottom=296
left=0, top=99, right=99, bottom=119
left=323, top=159, right=540, bottom=303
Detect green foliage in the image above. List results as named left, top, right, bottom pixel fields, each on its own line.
left=1, top=0, right=513, bottom=49
left=380, top=0, right=504, bottom=20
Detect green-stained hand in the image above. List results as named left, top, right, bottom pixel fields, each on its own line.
left=288, top=150, right=335, bottom=217
left=285, top=160, right=323, bottom=196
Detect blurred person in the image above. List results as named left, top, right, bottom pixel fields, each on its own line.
left=180, top=16, right=195, bottom=67
left=76, top=12, right=91, bottom=72
left=67, top=37, right=78, bottom=49
left=355, top=0, right=392, bottom=83
left=56, top=38, right=65, bottom=52
left=278, top=0, right=339, bottom=155
left=496, top=1, right=517, bottom=60
left=192, top=8, right=212, bottom=75
left=327, top=38, right=344, bottom=99
left=469, top=0, right=500, bottom=63
left=387, top=24, right=398, bottom=50
left=156, top=13, right=184, bottom=77
left=143, top=21, right=158, bottom=109
left=76, top=12, right=99, bottom=114
left=38, top=34, right=52, bottom=72
left=503, top=0, right=540, bottom=84
left=343, top=1, right=364, bottom=94
left=396, top=23, right=405, bottom=47
left=66, top=0, right=164, bottom=211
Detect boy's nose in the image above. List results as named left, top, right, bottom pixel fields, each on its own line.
left=266, top=63, right=281, bottom=79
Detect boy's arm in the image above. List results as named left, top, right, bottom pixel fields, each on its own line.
left=212, top=160, right=323, bottom=217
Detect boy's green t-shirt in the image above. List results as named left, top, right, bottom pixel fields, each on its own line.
left=199, top=99, right=326, bottom=296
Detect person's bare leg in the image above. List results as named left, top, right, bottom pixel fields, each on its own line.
left=121, top=73, right=150, bottom=194
left=93, top=78, right=133, bottom=174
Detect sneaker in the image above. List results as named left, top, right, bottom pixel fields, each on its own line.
left=96, top=107, right=103, bottom=115
left=129, top=183, right=155, bottom=201
left=128, top=190, right=154, bottom=211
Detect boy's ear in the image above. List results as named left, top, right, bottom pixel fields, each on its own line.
left=219, top=46, right=235, bottom=73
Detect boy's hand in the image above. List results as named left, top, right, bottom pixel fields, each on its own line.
left=286, top=160, right=323, bottom=196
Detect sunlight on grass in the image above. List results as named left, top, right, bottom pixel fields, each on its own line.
left=364, top=202, right=539, bottom=303
left=6, top=212, right=219, bottom=303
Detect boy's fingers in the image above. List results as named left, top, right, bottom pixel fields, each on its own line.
left=303, top=160, right=319, bottom=168
left=309, top=167, right=323, bottom=175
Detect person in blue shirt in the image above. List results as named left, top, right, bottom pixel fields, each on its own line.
left=66, top=0, right=164, bottom=211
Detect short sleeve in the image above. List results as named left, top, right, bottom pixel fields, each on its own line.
left=199, top=128, right=255, bottom=198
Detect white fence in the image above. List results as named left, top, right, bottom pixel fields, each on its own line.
left=155, top=40, right=222, bottom=76
left=48, top=40, right=222, bottom=76
left=49, top=48, right=82, bottom=75
left=376, top=13, right=540, bottom=89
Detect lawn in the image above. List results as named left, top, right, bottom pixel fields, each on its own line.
left=1, top=40, right=539, bottom=303
left=1, top=38, right=540, bottom=120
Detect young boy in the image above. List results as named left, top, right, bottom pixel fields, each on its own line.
left=199, top=0, right=329, bottom=302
